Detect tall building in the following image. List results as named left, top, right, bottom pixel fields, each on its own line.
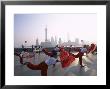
left=55, top=36, right=57, bottom=45
left=58, top=38, right=62, bottom=45
left=51, top=36, right=57, bottom=46
left=36, top=38, right=39, bottom=46
left=40, top=26, right=55, bottom=48
left=75, top=38, right=79, bottom=45
left=51, top=36, right=54, bottom=43
left=67, top=32, right=70, bottom=42
left=45, top=26, right=47, bottom=42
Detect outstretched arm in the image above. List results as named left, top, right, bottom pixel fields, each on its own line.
left=14, top=52, right=23, bottom=64
left=24, top=62, right=40, bottom=70
left=72, top=52, right=80, bottom=58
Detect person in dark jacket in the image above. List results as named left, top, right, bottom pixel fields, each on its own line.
left=72, top=45, right=88, bottom=67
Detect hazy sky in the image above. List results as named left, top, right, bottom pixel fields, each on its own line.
left=14, top=13, right=97, bottom=48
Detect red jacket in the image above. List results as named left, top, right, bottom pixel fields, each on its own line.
left=60, top=48, right=75, bottom=68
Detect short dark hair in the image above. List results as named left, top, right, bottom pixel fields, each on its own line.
left=51, top=50, right=57, bottom=58
left=56, top=45, right=58, bottom=47
left=83, top=45, right=87, bottom=48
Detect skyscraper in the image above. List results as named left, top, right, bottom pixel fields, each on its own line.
left=59, top=38, right=62, bottom=45
left=55, top=36, right=57, bottom=45
left=36, top=38, right=39, bottom=46
left=45, top=26, right=47, bottom=42
left=51, top=36, right=54, bottom=43
left=75, top=38, right=79, bottom=45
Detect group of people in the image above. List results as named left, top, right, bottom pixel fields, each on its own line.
left=14, top=43, right=97, bottom=76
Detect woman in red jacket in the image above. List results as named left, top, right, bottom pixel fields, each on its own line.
left=59, top=47, right=75, bottom=68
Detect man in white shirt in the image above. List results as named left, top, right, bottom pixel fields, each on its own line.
left=23, top=49, right=60, bottom=76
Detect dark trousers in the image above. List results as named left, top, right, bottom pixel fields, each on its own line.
left=79, top=57, right=83, bottom=66
left=73, top=52, right=84, bottom=66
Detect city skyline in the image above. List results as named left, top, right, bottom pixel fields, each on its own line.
left=16, top=35, right=94, bottom=48
left=14, top=13, right=97, bottom=48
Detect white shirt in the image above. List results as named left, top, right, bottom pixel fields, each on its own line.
left=80, top=48, right=87, bottom=53
left=45, top=57, right=57, bottom=66
left=54, top=47, right=60, bottom=52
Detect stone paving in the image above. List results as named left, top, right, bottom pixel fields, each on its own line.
left=14, top=52, right=97, bottom=76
